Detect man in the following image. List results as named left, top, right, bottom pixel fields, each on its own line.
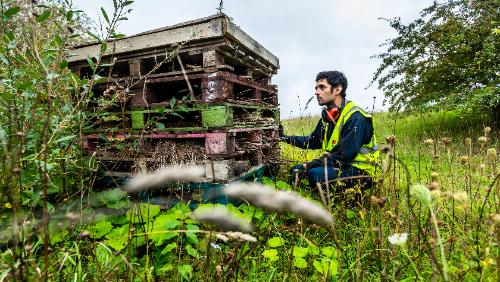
left=280, top=71, right=379, bottom=203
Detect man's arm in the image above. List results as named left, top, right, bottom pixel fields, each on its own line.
left=282, top=119, right=323, bottom=150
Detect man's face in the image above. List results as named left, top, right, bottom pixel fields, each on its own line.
left=315, top=79, right=341, bottom=106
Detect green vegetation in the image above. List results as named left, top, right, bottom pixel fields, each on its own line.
left=0, top=0, right=499, bottom=281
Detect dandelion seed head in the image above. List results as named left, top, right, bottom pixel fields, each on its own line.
left=478, top=136, right=488, bottom=146
left=484, top=127, right=492, bottom=134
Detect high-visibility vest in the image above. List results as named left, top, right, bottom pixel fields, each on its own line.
left=321, top=101, right=380, bottom=175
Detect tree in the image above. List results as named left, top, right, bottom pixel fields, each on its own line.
left=370, top=0, right=500, bottom=124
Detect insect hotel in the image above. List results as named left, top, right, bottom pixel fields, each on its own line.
left=68, top=14, right=280, bottom=208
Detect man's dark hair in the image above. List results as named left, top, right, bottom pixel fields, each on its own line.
left=316, top=71, right=348, bottom=98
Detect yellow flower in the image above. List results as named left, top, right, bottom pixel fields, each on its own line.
left=4, top=203, right=11, bottom=208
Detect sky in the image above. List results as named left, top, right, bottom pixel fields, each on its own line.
left=75, top=0, right=434, bottom=119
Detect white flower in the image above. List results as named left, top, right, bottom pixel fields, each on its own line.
left=388, top=233, right=408, bottom=246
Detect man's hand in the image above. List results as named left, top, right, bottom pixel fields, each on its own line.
left=278, top=123, right=285, bottom=138
left=303, top=163, right=307, bottom=169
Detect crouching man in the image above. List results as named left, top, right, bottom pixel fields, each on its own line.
left=279, top=71, right=379, bottom=205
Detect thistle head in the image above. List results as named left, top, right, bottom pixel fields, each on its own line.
left=430, top=172, right=440, bottom=183
left=442, top=137, right=452, bottom=147
left=460, top=156, right=469, bottom=165
left=424, top=139, right=434, bottom=146
left=487, top=148, right=498, bottom=160
left=410, top=185, right=432, bottom=208
left=478, top=136, right=488, bottom=146
left=453, top=191, right=468, bottom=207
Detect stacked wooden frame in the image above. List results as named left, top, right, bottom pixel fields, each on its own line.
left=69, top=14, right=280, bottom=208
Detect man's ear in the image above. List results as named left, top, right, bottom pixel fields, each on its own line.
left=334, top=85, right=342, bottom=95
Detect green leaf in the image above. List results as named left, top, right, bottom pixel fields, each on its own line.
left=36, top=9, right=51, bottom=22
left=113, top=0, right=118, bottom=10
left=54, top=134, right=76, bottom=144
left=169, top=112, right=184, bottom=119
left=100, top=188, right=127, bottom=209
left=262, top=249, right=279, bottom=261
left=105, top=225, right=130, bottom=250
left=185, top=244, right=198, bottom=257
left=0, top=54, right=9, bottom=65
left=100, top=43, right=108, bottom=53
left=161, top=242, right=177, bottom=254
left=88, top=32, right=102, bottom=43
left=178, top=265, right=192, bottom=280
left=177, top=105, right=189, bottom=112
left=90, top=221, right=113, bottom=238
left=155, top=123, right=165, bottom=130
left=55, top=34, right=63, bottom=46
left=321, top=246, right=337, bottom=259
left=5, top=31, right=14, bottom=41
left=58, top=60, right=68, bottom=70
left=123, top=1, right=134, bottom=6
left=314, top=258, right=338, bottom=276
left=69, top=34, right=80, bottom=38
left=4, top=7, right=20, bottom=17
left=185, top=224, right=199, bottom=244
left=268, top=237, right=284, bottom=248
left=66, top=10, right=73, bottom=21
left=170, top=97, right=176, bottom=108
left=145, top=116, right=156, bottom=128
left=101, top=7, right=110, bottom=24
left=118, top=17, right=128, bottom=21
left=294, top=257, right=307, bottom=268
left=95, top=77, right=106, bottom=84
left=98, top=134, right=109, bottom=143
left=126, top=204, right=160, bottom=224
left=149, top=213, right=181, bottom=245
left=293, top=246, right=309, bottom=258
left=110, top=34, right=126, bottom=38
left=87, top=55, right=95, bottom=70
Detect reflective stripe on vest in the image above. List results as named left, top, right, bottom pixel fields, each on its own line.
left=321, top=101, right=380, bottom=175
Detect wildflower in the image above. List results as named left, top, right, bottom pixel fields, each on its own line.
left=4, top=203, right=11, bottom=209
left=385, top=135, right=397, bottom=146
left=484, top=127, right=492, bottom=134
left=193, top=206, right=253, bottom=232
left=478, top=136, right=488, bottom=146
left=430, top=190, right=441, bottom=201
left=426, top=182, right=439, bottom=191
left=460, top=156, right=469, bottom=165
left=410, top=185, right=432, bottom=207
left=453, top=191, right=468, bottom=206
left=442, top=137, right=452, bottom=146
left=487, top=148, right=498, bottom=160
left=424, top=139, right=434, bottom=146
left=465, top=138, right=471, bottom=145
left=430, top=172, right=440, bottom=183
left=388, top=233, right=408, bottom=246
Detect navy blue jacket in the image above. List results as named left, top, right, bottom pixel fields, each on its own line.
left=284, top=111, right=373, bottom=170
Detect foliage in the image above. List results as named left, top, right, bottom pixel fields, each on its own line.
left=370, top=0, right=500, bottom=115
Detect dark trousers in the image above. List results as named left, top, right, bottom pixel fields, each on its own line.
left=289, top=163, right=372, bottom=206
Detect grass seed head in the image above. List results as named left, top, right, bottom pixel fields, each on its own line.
left=487, top=148, right=498, bottom=160
left=478, top=136, right=488, bottom=146
left=225, top=232, right=257, bottom=242
left=430, top=172, right=440, bottom=183
left=125, top=166, right=204, bottom=191
left=460, top=155, right=469, bottom=165
left=442, top=137, right=452, bottom=146
left=193, top=206, right=253, bottom=232
left=410, top=185, right=432, bottom=207
left=224, top=183, right=285, bottom=211
left=283, top=192, right=333, bottom=226
left=216, top=234, right=229, bottom=242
